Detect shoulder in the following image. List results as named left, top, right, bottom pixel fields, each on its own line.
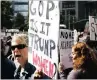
left=67, top=69, right=82, bottom=79
left=1, top=58, right=16, bottom=79
left=4, top=58, right=16, bottom=69
left=25, top=62, right=36, bottom=74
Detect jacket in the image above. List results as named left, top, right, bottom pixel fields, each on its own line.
left=14, top=62, right=36, bottom=79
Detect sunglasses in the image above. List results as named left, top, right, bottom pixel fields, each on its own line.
left=11, top=44, right=27, bottom=50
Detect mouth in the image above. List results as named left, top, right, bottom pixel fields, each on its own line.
left=15, top=55, right=21, bottom=58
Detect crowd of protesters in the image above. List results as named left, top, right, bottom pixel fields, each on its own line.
left=1, top=31, right=97, bottom=79
left=1, top=34, right=51, bottom=79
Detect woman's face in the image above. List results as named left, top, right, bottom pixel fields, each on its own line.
left=71, top=48, right=78, bottom=63
left=11, top=39, right=28, bottom=66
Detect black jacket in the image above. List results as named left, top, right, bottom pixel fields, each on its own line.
left=58, top=68, right=73, bottom=79
left=1, top=54, right=16, bottom=79
left=67, top=69, right=97, bottom=79
left=14, top=62, right=36, bottom=79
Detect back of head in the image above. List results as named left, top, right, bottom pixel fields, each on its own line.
left=72, top=42, right=89, bottom=57
left=72, top=42, right=97, bottom=70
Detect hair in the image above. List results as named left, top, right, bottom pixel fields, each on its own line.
left=34, top=70, right=44, bottom=79
left=72, top=42, right=97, bottom=70
left=12, top=33, right=28, bottom=46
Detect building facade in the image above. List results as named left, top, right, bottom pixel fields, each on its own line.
left=12, top=0, right=28, bottom=17
left=60, top=1, right=97, bottom=31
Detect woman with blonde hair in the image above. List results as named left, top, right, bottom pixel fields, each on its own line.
left=67, top=42, right=97, bottom=79
left=11, top=33, right=36, bottom=79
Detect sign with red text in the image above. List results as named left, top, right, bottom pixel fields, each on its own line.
left=59, top=29, right=74, bottom=68
left=89, top=16, right=97, bottom=41
left=28, top=0, right=59, bottom=79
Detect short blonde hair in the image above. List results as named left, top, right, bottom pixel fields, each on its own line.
left=12, top=33, right=28, bottom=46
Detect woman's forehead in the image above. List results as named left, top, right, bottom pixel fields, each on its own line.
left=72, top=48, right=74, bottom=52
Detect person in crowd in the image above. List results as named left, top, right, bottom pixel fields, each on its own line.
left=67, top=42, right=97, bottom=79
left=1, top=39, right=16, bottom=79
left=58, top=62, right=72, bottom=79
left=7, top=36, right=15, bottom=61
left=5, top=36, right=12, bottom=57
left=11, top=33, right=36, bottom=79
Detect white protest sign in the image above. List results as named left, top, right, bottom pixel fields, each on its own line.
left=28, top=0, right=59, bottom=78
left=59, top=29, right=74, bottom=68
left=89, top=16, right=97, bottom=41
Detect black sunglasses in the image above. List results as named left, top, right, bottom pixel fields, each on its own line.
left=11, top=44, right=27, bottom=50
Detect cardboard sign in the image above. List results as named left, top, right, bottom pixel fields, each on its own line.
left=89, top=16, right=97, bottom=41
left=59, top=29, right=74, bottom=68
left=28, top=0, right=59, bottom=78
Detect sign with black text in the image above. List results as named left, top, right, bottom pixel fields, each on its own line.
left=89, top=16, right=97, bottom=41
left=59, top=29, right=74, bottom=68
left=28, top=0, right=59, bottom=79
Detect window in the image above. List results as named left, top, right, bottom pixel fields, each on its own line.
left=62, top=1, right=75, bottom=8
left=67, top=9, right=75, bottom=15
left=14, top=5, right=28, bottom=11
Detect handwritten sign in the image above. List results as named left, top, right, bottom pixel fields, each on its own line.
left=89, top=16, right=97, bottom=41
left=59, top=29, right=74, bottom=68
left=28, top=0, right=59, bottom=78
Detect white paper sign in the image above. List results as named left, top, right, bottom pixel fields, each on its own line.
left=89, top=16, right=97, bottom=41
left=28, top=0, right=59, bottom=78
left=59, top=29, right=74, bottom=68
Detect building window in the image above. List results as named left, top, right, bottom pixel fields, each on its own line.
left=14, top=0, right=28, bottom=2
left=67, top=9, right=75, bottom=15
left=62, top=10, right=65, bottom=15
left=62, top=1, right=75, bottom=8
left=14, top=5, right=28, bottom=11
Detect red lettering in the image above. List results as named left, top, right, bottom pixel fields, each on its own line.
left=33, top=51, right=41, bottom=67
left=43, top=59, right=48, bottom=75
left=33, top=51, right=38, bottom=65
left=41, top=58, right=45, bottom=70
left=32, top=51, right=55, bottom=78
left=37, top=54, right=41, bottom=67
left=49, top=61, right=54, bottom=77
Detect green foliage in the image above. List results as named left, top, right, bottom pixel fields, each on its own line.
left=24, top=14, right=29, bottom=31
left=1, top=1, right=14, bottom=29
left=14, top=13, right=27, bottom=31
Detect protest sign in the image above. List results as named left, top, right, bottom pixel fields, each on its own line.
left=89, top=16, right=97, bottom=41
left=59, top=29, right=74, bottom=68
left=28, top=0, right=59, bottom=78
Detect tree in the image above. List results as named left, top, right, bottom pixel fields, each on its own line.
left=1, top=1, right=14, bottom=29
left=24, top=14, right=29, bottom=31
left=14, top=13, right=25, bottom=31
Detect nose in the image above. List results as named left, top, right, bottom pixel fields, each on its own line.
left=13, top=48, right=19, bottom=53
left=70, top=53, right=73, bottom=58
left=68, top=53, right=73, bottom=61
left=13, top=48, right=20, bottom=57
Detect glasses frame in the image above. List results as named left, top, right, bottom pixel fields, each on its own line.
left=11, top=44, right=27, bottom=50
